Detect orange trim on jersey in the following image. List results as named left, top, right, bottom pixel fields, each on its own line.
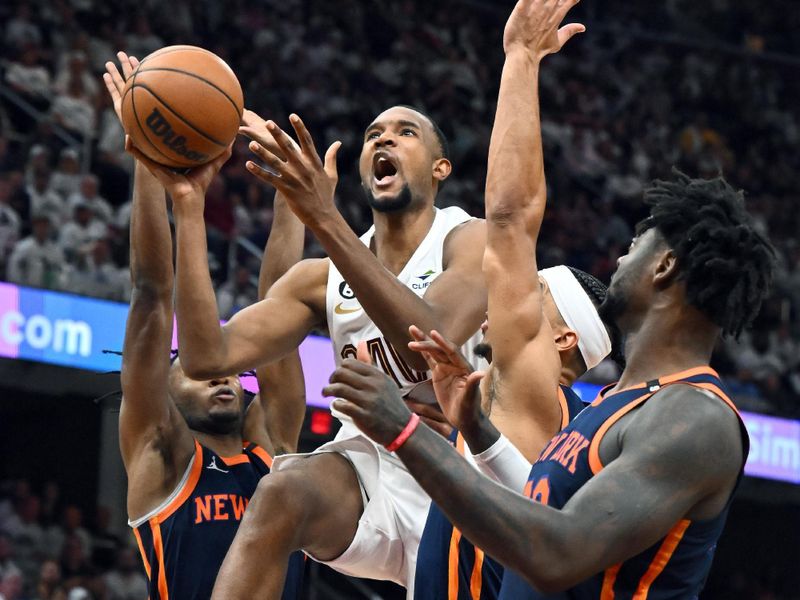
left=149, top=519, right=170, bottom=600
left=155, top=439, right=203, bottom=524
left=470, top=548, right=484, bottom=600
left=456, top=433, right=466, bottom=456
left=600, top=563, right=622, bottom=599
left=632, top=519, right=691, bottom=598
left=220, top=454, right=251, bottom=466
left=588, top=394, right=654, bottom=475
left=593, top=366, right=719, bottom=405
left=448, top=527, right=463, bottom=600
left=132, top=527, right=151, bottom=580
left=249, top=444, right=274, bottom=469
left=557, top=386, right=570, bottom=429
left=680, top=382, right=738, bottom=414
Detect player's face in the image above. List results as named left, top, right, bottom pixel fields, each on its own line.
left=601, top=228, right=663, bottom=328
left=359, top=106, right=446, bottom=213
left=168, top=360, right=245, bottom=435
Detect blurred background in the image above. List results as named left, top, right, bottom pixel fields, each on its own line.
left=0, top=0, right=798, bottom=598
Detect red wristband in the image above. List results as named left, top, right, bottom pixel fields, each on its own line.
left=385, top=413, right=421, bottom=453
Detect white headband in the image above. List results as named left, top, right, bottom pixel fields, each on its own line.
left=539, top=266, right=612, bottom=370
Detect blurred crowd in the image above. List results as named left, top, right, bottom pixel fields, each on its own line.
left=0, top=480, right=145, bottom=600
left=0, top=1, right=798, bottom=401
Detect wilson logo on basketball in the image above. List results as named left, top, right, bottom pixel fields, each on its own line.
left=145, top=108, right=210, bottom=163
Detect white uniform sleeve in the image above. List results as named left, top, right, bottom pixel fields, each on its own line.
left=467, top=434, right=532, bottom=493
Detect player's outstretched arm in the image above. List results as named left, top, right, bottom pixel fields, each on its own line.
left=245, top=115, right=487, bottom=371
left=105, top=53, right=193, bottom=473
left=243, top=190, right=307, bottom=455
left=480, top=0, right=585, bottom=454
left=328, top=360, right=744, bottom=593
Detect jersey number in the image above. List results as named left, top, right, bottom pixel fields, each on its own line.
left=523, top=476, right=550, bottom=506
left=340, top=336, right=427, bottom=387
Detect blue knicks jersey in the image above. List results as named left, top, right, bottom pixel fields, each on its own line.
left=499, top=367, right=749, bottom=600
left=130, top=440, right=304, bottom=600
left=415, top=385, right=588, bottom=600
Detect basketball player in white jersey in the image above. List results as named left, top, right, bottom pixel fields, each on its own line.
left=126, top=104, right=488, bottom=597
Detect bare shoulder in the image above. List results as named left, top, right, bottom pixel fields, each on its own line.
left=623, top=383, right=744, bottom=482
left=443, top=218, right=487, bottom=266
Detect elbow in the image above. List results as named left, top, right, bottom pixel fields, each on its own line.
left=520, top=561, right=574, bottom=596
left=179, top=355, right=227, bottom=381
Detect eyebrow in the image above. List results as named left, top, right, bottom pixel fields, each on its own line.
left=365, top=119, right=422, bottom=134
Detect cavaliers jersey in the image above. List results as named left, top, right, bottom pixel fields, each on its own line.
left=499, top=367, right=749, bottom=600
left=415, top=385, right=588, bottom=600
left=326, top=206, right=485, bottom=435
left=129, top=440, right=304, bottom=600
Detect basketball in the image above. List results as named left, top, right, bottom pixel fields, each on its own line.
left=120, top=45, right=243, bottom=168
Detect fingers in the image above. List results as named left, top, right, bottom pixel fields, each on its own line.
left=241, top=108, right=266, bottom=129
left=557, top=22, right=586, bottom=49
left=248, top=141, right=290, bottom=181
left=266, top=120, right=301, bottom=162
left=323, top=141, right=341, bottom=180
left=429, top=330, right=470, bottom=369
left=118, top=51, right=137, bottom=80
left=407, top=341, right=450, bottom=365
left=409, top=325, right=429, bottom=343
left=245, top=160, right=282, bottom=189
left=356, top=340, right=372, bottom=365
left=328, top=364, right=373, bottom=390
left=330, top=398, right=366, bottom=420
left=288, top=114, right=321, bottom=166
left=239, top=124, right=287, bottom=161
left=103, top=60, right=125, bottom=97
left=323, top=381, right=368, bottom=404
left=465, top=370, right=486, bottom=391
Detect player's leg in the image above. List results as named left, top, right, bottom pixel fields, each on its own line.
left=211, top=452, right=362, bottom=599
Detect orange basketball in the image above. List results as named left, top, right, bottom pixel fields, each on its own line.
left=120, top=46, right=243, bottom=168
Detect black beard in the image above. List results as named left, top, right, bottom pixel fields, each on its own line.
left=474, top=342, right=493, bottom=363
left=598, top=289, right=627, bottom=330
left=362, top=183, right=413, bottom=213
left=182, top=410, right=242, bottom=436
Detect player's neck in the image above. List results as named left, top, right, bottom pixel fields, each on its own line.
left=193, top=431, right=244, bottom=457
left=370, top=204, right=436, bottom=275
left=615, top=305, right=718, bottom=391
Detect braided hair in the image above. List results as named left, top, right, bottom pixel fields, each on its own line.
left=637, top=170, right=776, bottom=338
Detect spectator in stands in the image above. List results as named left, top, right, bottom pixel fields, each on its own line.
left=125, top=15, right=163, bottom=58
left=3, top=45, right=52, bottom=133
left=45, top=508, right=89, bottom=563
left=0, top=570, right=23, bottom=600
left=11, top=495, right=46, bottom=590
left=216, top=263, right=258, bottom=319
left=49, top=149, right=82, bottom=201
left=25, top=169, right=62, bottom=225
left=58, top=202, right=105, bottom=264
left=53, top=51, right=99, bottom=100
left=65, top=237, right=128, bottom=301
left=57, top=535, right=91, bottom=589
left=50, top=78, right=96, bottom=142
left=88, top=507, right=120, bottom=573
left=4, top=4, right=42, bottom=48
left=0, top=178, right=21, bottom=276
left=7, top=213, right=65, bottom=290
left=0, top=533, right=21, bottom=584
left=65, top=176, right=112, bottom=224
left=103, top=548, right=146, bottom=600
left=32, top=560, right=63, bottom=600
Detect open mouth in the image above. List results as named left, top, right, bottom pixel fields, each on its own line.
left=373, top=153, right=399, bottom=187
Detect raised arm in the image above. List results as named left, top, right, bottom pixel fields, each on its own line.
left=104, top=54, right=193, bottom=473
left=243, top=189, right=307, bottom=455
left=475, top=0, right=585, bottom=455
left=125, top=115, right=325, bottom=380
left=327, top=360, right=744, bottom=594
left=245, top=115, right=486, bottom=371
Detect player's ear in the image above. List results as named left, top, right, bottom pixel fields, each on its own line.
left=653, top=248, right=679, bottom=289
left=554, top=328, right=579, bottom=356
left=432, top=157, right=451, bottom=183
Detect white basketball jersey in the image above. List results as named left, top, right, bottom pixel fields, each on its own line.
left=326, top=206, right=485, bottom=416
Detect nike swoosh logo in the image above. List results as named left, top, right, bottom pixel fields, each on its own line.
left=334, top=302, right=362, bottom=315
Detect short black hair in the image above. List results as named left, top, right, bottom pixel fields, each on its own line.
left=636, top=170, right=776, bottom=338
left=567, top=267, right=625, bottom=368
left=395, top=105, right=450, bottom=160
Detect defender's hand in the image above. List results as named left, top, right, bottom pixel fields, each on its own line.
left=408, top=326, right=487, bottom=437
left=103, top=51, right=140, bottom=124
left=503, top=0, right=585, bottom=59
left=125, top=137, right=233, bottom=208
left=324, top=342, right=413, bottom=446
left=245, top=114, right=342, bottom=227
